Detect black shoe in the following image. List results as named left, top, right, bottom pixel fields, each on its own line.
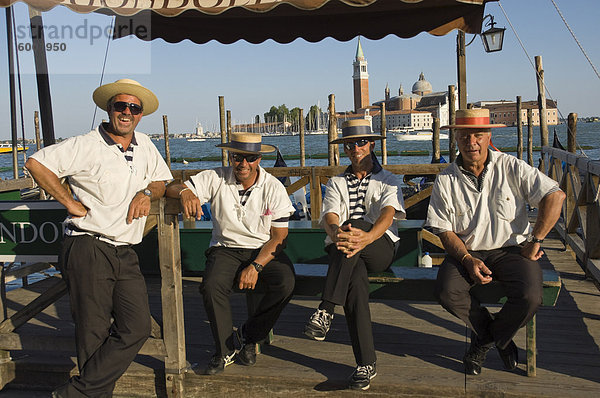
left=497, top=340, right=518, bottom=370
left=236, top=325, right=257, bottom=366
left=205, top=351, right=235, bottom=375
left=463, top=338, right=493, bottom=376
left=304, top=309, right=333, bottom=341
left=348, top=363, right=377, bottom=391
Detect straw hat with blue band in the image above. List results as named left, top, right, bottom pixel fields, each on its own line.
left=93, top=78, right=159, bottom=115
left=441, top=108, right=506, bottom=129
left=216, top=132, right=276, bottom=154
left=329, top=119, right=385, bottom=144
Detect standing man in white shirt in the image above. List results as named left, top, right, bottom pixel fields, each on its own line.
left=426, top=109, right=565, bottom=376
left=25, top=79, right=173, bottom=397
left=303, top=119, right=406, bottom=391
left=166, top=132, right=295, bottom=375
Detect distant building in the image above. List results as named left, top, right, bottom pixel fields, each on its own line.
left=475, top=99, right=559, bottom=126
left=352, top=37, right=370, bottom=113
left=371, top=109, right=433, bottom=132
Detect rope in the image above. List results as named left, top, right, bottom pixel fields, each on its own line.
left=91, top=16, right=116, bottom=131
left=550, top=0, right=600, bottom=81
left=497, top=1, right=588, bottom=157
left=11, top=7, right=27, bottom=169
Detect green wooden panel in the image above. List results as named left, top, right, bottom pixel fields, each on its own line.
left=0, top=190, right=22, bottom=200
left=0, top=200, right=66, bottom=262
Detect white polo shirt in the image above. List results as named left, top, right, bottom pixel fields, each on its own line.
left=29, top=126, right=173, bottom=245
left=321, top=168, right=406, bottom=246
left=185, top=166, right=295, bottom=249
left=425, top=150, right=560, bottom=251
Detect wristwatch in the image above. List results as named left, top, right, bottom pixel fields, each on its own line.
left=142, top=188, right=152, bottom=199
left=251, top=261, right=264, bottom=273
left=526, top=234, right=544, bottom=244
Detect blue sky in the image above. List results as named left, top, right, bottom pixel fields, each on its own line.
left=0, top=0, right=599, bottom=140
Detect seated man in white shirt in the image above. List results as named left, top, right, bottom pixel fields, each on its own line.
left=303, top=119, right=405, bottom=391
left=166, top=132, right=296, bottom=375
left=425, top=109, right=565, bottom=376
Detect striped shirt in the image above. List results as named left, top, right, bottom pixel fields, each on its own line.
left=99, top=123, right=136, bottom=169
left=456, top=150, right=491, bottom=192
left=237, top=184, right=254, bottom=206
left=344, top=161, right=382, bottom=219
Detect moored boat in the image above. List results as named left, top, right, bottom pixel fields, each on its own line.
left=0, top=143, right=29, bottom=153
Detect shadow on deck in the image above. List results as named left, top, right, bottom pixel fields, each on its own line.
left=1, top=233, right=599, bottom=397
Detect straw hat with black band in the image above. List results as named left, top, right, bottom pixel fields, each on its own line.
left=329, top=119, right=385, bottom=144
left=216, top=132, right=276, bottom=154
left=442, top=108, right=506, bottom=130
left=93, top=78, right=159, bottom=115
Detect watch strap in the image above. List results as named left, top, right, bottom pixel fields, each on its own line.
left=251, top=261, right=264, bottom=273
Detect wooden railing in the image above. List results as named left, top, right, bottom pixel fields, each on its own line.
left=542, top=147, right=600, bottom=283
left=172, top=163, right=448, bottom=221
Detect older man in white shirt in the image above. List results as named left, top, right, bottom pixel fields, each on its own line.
left=426, top=108, right=565, bottom=376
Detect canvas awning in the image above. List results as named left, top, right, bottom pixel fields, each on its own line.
left=1, top=0, right=491, bottom=44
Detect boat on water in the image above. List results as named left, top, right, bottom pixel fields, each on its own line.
left=391, top=127, right=448, bottom=141
left=0, top=143, right=29, bottom=153
left=187, top=137, right=206, bottom=142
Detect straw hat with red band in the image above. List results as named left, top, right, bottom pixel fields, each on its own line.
left=93, top=78, right=159, bottom=115
left=216, top=132, right=276, bottom=154
left=329, top=119, right=385, bottom=144
left=441, top=108, right=506, bottom=129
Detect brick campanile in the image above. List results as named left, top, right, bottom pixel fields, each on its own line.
left=352, top=37, right=369, bottom=113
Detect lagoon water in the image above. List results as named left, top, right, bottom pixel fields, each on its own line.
left=2, top=122, right=599, bottom=180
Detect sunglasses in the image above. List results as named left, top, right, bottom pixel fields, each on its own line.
left=112, top=101, right=143, bottom=115
left=343, top=139, right=371, bottom=151
left=231, top=153, right=261, bottom=163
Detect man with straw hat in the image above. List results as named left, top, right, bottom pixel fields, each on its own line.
left=25, top=79, right=172, bottom=397
left=166, top=132, right=295, bottom=375
left=303, top=119, right=405, bottom=390
left=426, top=108, right=565, bottom=376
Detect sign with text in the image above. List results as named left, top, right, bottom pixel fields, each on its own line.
left=0, top=201, right=67, bottom=262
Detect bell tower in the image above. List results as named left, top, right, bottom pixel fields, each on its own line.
left=353, top=37, right=369, bottom=113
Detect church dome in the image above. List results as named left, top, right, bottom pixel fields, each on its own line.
left=412, top=72, right=432, bottom=95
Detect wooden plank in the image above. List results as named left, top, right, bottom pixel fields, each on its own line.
left=403, top=185, right=432, bottom=209
left=157, top=198, right=186, bottom=396
left=0, top=178, right=34, bottom=192
left=285, top=176, right=309, bottom=196
left=0, top=333, right=166, bottom=356
left=3, top=262, right=52, bottom=283
left=0, top=277, right=67, bottom=333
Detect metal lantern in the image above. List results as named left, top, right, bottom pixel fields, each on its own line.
left=480, top=14, right=505, bottom=53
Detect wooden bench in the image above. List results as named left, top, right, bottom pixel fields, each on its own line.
left=291, top=264, right=561, bottom=377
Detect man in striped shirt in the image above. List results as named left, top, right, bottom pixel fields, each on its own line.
left=304, top=119, right=405, bottom=390
left=166, top=132, right=295, bottom=375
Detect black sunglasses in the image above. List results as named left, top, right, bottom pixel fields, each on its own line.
left=231, top=153, right=261, bottom=163
left=343, top=139, right=371, bottom=151
left=112, top=101, right=143, bottom=115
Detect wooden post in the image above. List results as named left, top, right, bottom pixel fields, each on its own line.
left=380, top=103, right=387, bottom=165
left=310, top=168, right=322, bottom=221
left=432, top=117, right=441, bottom=163
left=226, top=110, right=232, bottom=138
left=516, top=96, right=523, bottom=160
left=158, top=198, right=186, bottom=397
left=448, top=85, right=457, bottom=162
left=535, top=56, right=549, bottom=170
left=299, top=108, right=306, bottom=167
left=526, top=315, right=536, bottom=377
left=162, top=115, right=171, bottom=169
left=219, top=96, right=228, bottom=167
left=328, top=94, right=338, bottom=166
left=34, top=111, right=41, bottom=151
left=527, top=109, right=534, bottom=167
left=456, top=31, right=467, bottom=110
left=567, top=113, right=577, bottom=153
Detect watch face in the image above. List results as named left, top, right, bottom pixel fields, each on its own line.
left=143, top=189, right=152, bottom=197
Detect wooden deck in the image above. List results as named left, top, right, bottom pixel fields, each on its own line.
left=0, top=231, right=599, bottom=397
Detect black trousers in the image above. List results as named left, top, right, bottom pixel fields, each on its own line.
left=201, top=246, right=295, bottom=356
left=56, top=235, right=151, bottom=398
left=435, top=246, right=543, bottom=349
left=322, top=219, right=395, bottom=366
